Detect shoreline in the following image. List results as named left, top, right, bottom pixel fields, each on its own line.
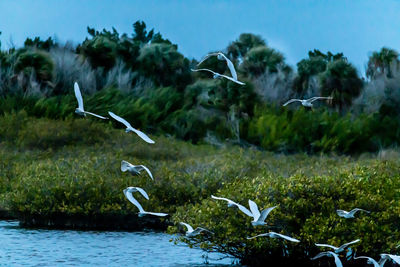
left=0, top=209, right=16, bottom=220
left=0, top=211, right=170, bottom=231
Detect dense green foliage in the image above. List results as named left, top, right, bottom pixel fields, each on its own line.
left=1, top=21, right=400, bottom=153
left=0, top=113, right=274, bottom=223
left=247, top=105, right=400, bottom=153
left=1, top=88, right=399, bottom=154
left=170, top=159, right=400, bottom=266
left=14, top=50, right=54, bottom=83
left=0, top=114, right=399, bottom=265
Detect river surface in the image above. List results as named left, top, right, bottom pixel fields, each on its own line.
left=0, top=220, right=237, bottom=267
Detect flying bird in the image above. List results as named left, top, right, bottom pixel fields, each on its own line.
left=123, top=187, right=167, bottom=217
left=121, top=160, right=154, bottom=180
left=211, top=195, right=253, bottom=217
left=179, top=222, right=214, bottom=237
left=191, top=69, right=245, bottom=85
left=336, top=208, right=370, bottom=218
left=379, top=254, right=400, bottom=266
left=244, top=199, right=277, bottom=226
left=247, top=232, right=300, bottom=243
left=108, top=111, right=155, bottom=144
left=315, top=239, right=360, bottom=254
left=197, top=52, right=238, bottom=80
left=353, top=255, right=379, bottom=267
left=123, top=186, right=149, bottom=201
left=211, top=196, right=276, bottom=226
left=248, top=200, right=277, bottom=226
left=311, top=252, right=343, bottom=267
left=74, top=82, right=108, bottom=119
left=283, top=97, right=333, bottom=107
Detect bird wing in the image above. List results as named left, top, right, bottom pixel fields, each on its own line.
left=180, top=222, right=194, bottom=232
left=259, top=206, right=277, bottom=222
left=391, top=255, right=400, bottom=264
left=248, top=200, right=260, bottom=220
left=121, top=160, right=133, bottom=172
left=311, top=252, right=331, bottom=260
left=108, top=111, right=132, bottom=128
left=234, top=203, right=254, bottom=217
left=312, top=252, right=343, bottom=267
left=338, top=239, right=360, bottom=251
left=382, top=254, right=400, bottom=265
left=354, top=256, right=379, bottom=267
left=283, top=99, right=301, bottom=106
left=378, top=257, right=388, bottom=266
left=131, top=128, right=155, bottom=144
left=211, top=195, right=232, bottom=202
left=211, top=195, right=253, bottom=217
left=329, top=252, right=344, bottom=267
left=308, top=96, right=333, bottom=103
left=191, top=68, right=217, bottom=75
left=144, top=211, right=168, bottom=217
left=349, top=208, right=370, bottom=216
left=218, top=53, right=238, bottom=80
left=74, top=82, right=84, bottom=110
left=193, top=227, right=214, bottom=235
left=84, top=111, right=108, bottom=120
left=218, top=73, right=245, bottom=85
left=133, top=187, right=149, bottom=200
left=272, top=232, right=300, bottom=243
left=246, top=233, right=269, bottom=240
left=138, top=165, right=154, bottom=180
left=197, top=53, right=219, bottom=66
left=123, top=189, right=144, bottom=212
left=315, top=243, right=339, bottom=250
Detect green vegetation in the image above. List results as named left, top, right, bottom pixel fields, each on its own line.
left=0, top=113, right=399, bottom=265
left=0, top=21, right=399, bottom=154
left=1, top=21, right=400, bottom=266
left=171, top=159, right=400, bottom=266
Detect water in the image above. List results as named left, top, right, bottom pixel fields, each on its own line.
left=0, top=220, right=236, bottom=267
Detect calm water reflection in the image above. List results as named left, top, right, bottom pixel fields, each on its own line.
left=0, top=220, right=236, bottom=266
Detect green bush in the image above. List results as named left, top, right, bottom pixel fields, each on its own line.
left=79, top=35, right=118, bottom=70
left=14, top=49, right=54, bottom=83
left=0, top=111, right=111, bottom=149
left=3, top=115, right=372, bottom=227
left=137, top=43, right=192, bottom=89
left=170, top=160, right=400, bottom=266
left=247, top=105, right=400, bottom=153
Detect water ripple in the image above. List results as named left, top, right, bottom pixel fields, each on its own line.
left=0, top=220, right=237, bottom=267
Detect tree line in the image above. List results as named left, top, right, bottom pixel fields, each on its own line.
left=0, top=21, right=399, bottom=152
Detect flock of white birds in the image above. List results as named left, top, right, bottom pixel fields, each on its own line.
left=72, top=52, right=399, bottom=267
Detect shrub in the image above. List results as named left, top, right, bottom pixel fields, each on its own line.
left=0, top=111, right=111, bottom=149
left=247, top=105, right=400, bottom=153
left=14, top=49, right=54, bottom=83
left=137, top=43, right=192, bottom=89
left=170, top=160, right=400, bottom=266
left=79, top=36, right=118, bottom=70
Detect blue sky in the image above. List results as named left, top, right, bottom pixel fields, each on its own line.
left=1, top=0, right=399, bottom=74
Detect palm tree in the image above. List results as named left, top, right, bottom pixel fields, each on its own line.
left=319, top=59, right=363, bottom=112
left=240, top=46, right=285, bottom=78
left=137, top=43, right=191, bottom=89
left=227, top=33, right=266, bottom=62
left=366, top=47, right=399, bottom=79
